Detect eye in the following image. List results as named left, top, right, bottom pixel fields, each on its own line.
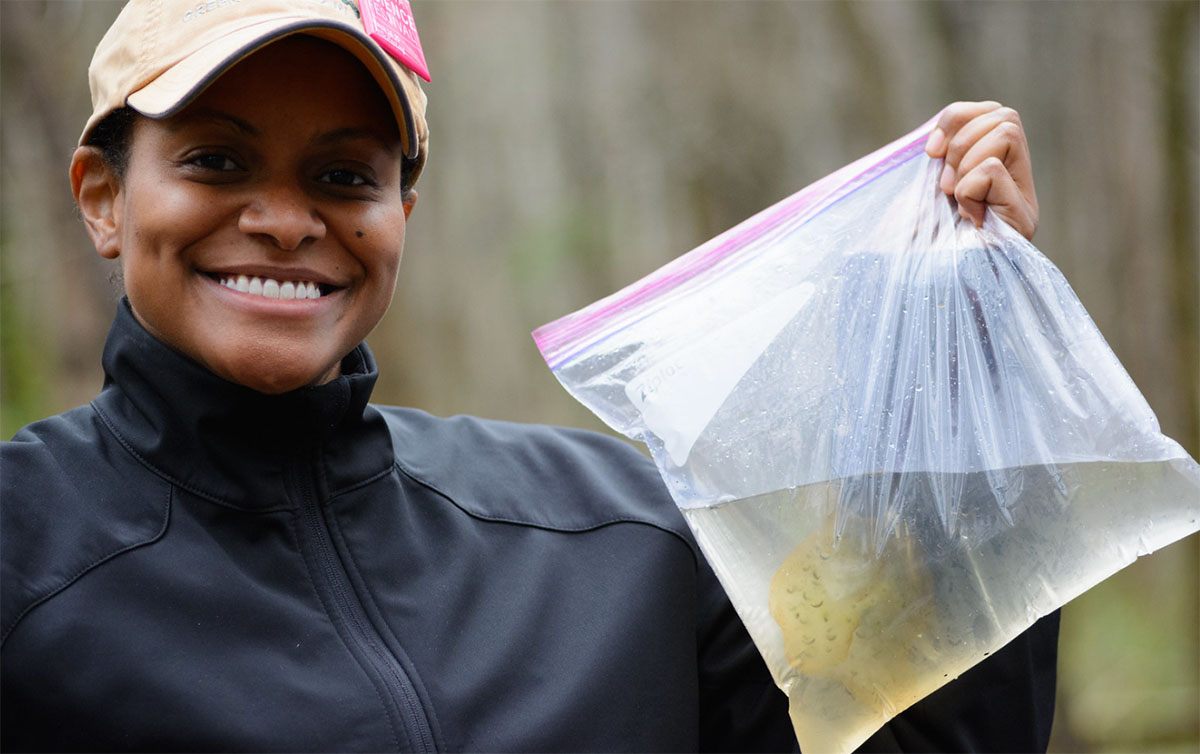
left=318, top=169, right=372, bottom=187
left=187, top=153, right=240, bottom=172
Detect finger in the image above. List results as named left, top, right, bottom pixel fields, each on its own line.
left=955, top=119, right=1025, bottom=177
left=943, top=106, right=1026, bottom=173
left=953, top=120, right=1036, bottom=211
left=936, top=110, right=1022, bottom=195
left=925, top=100, right=1003, bottom=158
left=954, top=157, right=1038, bottom=239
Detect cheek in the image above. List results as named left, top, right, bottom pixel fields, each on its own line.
left=355, top=206, right=408, bottom=282
left=120, top=181, right=226, bottom=256
left=363, top=239, right=404, bottom=309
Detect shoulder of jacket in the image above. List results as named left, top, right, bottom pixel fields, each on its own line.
left=1, top=405, right=171, bottom=646
left=372, top=405, right=696, bottom=552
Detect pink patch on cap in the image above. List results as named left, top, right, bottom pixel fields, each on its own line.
left=360, top=0, right=431, bottom=82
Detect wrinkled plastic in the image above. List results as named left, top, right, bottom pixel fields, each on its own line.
left=533, top=117, right=1200, bottom=753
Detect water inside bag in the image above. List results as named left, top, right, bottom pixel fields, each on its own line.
left=684, top=460, right=1200, bottom=754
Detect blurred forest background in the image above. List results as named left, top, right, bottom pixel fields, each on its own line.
left=2, top=0, right=1197, bottom=750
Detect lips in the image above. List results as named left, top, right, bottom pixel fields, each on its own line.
left=213, top=274, right=333, bottom=300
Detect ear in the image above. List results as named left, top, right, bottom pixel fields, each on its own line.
left=70, top=146, right=123, bottom=259
left=403, top=189, right=417, bottom=221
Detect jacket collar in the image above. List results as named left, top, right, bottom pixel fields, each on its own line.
left=91, top=299, right=395, bottom=510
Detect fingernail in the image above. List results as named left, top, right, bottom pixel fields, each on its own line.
left=926, top=128, right=945, bottom=155
left=940, top=164, right=955, bottom=191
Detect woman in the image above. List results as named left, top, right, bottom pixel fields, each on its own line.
left=1, top=1, right=1055, bottom=751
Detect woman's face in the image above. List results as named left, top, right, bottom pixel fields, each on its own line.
left=85, top=36, right=414, bottom=394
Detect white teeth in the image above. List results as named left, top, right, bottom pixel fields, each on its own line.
left=218, top=275, right=324, bottom=300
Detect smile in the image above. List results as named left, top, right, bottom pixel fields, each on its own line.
left=214, top=274, right=327, bottom=300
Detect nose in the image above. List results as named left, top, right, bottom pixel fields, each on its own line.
left=238, top=182, right=326, bottom=250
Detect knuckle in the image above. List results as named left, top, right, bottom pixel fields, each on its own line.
left=981, top=155, right=1008, bottom=173
left=939, top=101, right=972, bottom=129
left=996, top=105, right=1021, bottom=123
left=996, top=120, right=1023, bottom=140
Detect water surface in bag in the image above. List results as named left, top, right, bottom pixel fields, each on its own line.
left=682, top=459, right=1200, bottom=754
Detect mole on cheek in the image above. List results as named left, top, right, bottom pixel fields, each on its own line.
left=356, top=230, right=364, bottom=238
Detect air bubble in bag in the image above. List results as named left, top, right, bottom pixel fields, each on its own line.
left=533, top=116, right=1200, bottom=754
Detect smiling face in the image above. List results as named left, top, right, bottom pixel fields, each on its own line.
left=73, top=36, right=415, bottom=394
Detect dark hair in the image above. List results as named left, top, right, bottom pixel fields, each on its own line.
left=86, top=106, right=138, bottom=180
left=86, top=105, right=417, bottom=197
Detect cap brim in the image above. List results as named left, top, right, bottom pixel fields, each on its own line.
left=126, top=18, right=419, bottom=161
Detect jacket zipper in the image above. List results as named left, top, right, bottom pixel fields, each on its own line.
left=292, top=456, right=436, bottom=753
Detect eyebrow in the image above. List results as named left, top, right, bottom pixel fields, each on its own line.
left=166, top=108, right=259, bottom=137
left=312, top=127, right=403, bottom=155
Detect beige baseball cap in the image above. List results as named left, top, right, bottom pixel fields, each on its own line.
left=82, top=0, right=429, bottom=185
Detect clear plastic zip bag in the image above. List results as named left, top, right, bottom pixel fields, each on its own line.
left=533, top=117, right=1200, bottom=753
